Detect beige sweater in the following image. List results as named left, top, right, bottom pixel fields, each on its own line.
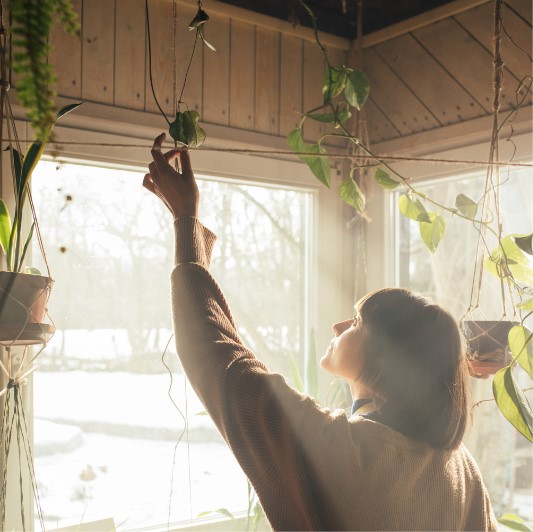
left=171, top=217, right=497, bottom=531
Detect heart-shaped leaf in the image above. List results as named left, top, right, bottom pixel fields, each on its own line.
left=375, top=168, right=399, bottom=189
left=455, top=193, right=478, bottom=219
left=345, top=70, right=369, bottom=110
left=419, top=212, right=446, bottom=253
left=398, top=193, right=431, bottom=223
left=340, top=177, right=365, bottom=212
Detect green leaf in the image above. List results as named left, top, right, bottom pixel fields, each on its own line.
left=508, top=325, right=533, bottom=378
left=195, top=410, right=208, bottom=416
left=498, top=513, right=533, bottom=531
left=0, top=199, right=12, bottom=255
left=307, top=329, right=318, bottom=398
left=18, top=223, right=35, bottom=271
left=189, top=7, right=209, bottom=29
left=345, top=70, right=370, bottom=110
left=493, top=366, right=533, bottom=442
left=374, top=168, right=399, bottom=189
left=301, top=144, right=331, bottom=188
left=322, top=66, right=345, bottom=105
left=455, top=193, right=478, bottom=219
left=306, top=107, right=351, bottom=124
left=288, top=353, right=304, bottom=393
left=484, top=235, right=533, bottom=285
left=5, top=147, right=22, bottom=192
left=21, top=141, right=45, bottom=192
left=419, top=212, right=446, bottom=253
left=340, top=177, right=365, bottom=212
left=169, top=110, right=206, bottom=147
left=24, top=267, right=41, bottom=275
left=398, top=193, right=431, bottom=223
left=198, top=508, right=235, bottom=520
left=288, top=130, right=330, bottom=187
left=518, top=298, right=533, bottom=311
left=515, top=233, right=533, bottom=255
left=56, top=102, right=83, bottom=120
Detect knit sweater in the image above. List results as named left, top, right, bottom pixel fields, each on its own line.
left=171, top=217, right=497, bottom=531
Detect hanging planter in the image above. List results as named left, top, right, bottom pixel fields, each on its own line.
left=0, top=272, right=54, bottom=345
left=462, top=320, right=516, bottom=376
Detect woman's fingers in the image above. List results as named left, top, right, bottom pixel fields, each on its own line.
left=179, top=149, right=193, bottom=180
left=143, top=173, right=155, bottom=193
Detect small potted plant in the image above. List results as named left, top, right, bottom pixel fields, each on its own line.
left=0, top=103, right=81, bottom=344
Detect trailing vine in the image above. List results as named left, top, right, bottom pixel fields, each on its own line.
left=289, top=0, right=533, bottom=443
left=9, top=0, right=79, bottom=142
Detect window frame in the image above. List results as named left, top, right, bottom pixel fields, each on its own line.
left=1, top=103, right=356, bottom=530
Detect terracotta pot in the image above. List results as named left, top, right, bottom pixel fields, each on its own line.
left=461, top=320, right=516, bottom=376
left=0, top=271, right=53, bottom=325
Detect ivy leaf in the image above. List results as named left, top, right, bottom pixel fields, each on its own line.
left=306, top=107, right=351, bottom=124
left=302, top=144, right=331, bottom=188
left=189, top=7, right=209, bottom=29
left=455, top=193, right=478, bottom=219
left=345, top=70, right=369, bottom=110
left=322, top=66, right=345, bottom=105
left=484, top=235, right=533, bottom=285
left=398, top=193, right=431, bottom=223
left=340, top=177, right=365, bottom=212
left=374, top=168, right=399, bottom=189
left=515, top=233, right=533, bottom=255
left=288, top=130, right=330, bottom=187
left=419, top=212, right=446, bottom=253
left=493, top=366, right=533, bottom=442
left=498, top=513, right=533, bottom=532
left=169, top=110, right=206, bottom=147
left=508, top=325, right=533, bottom=378
left=518, top=299, right=533, bottom=311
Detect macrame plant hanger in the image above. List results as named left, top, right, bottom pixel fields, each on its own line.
left=0, top=1, right=55, bottom=530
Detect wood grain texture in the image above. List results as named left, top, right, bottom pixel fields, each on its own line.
left=280, top=35, right=303, bottom=136
left=254, top=27, right=280, bottom=134
left=506, top=0, right=532, bottom=25
left=49, top=0, right=82, bottom=99
left=144, top=0, right=174, bottom=116
left=362, top=48, right=440, bottom=135
left=175, top=3, right=203, bottom=113
left=376, top=34, right=486, bottom=125
left=115, top=0, right=145, bottom=110
left=230, top=20, right=255, bottom=130
left=82, top=0, right=115, bottom=104
left=455, top=4, right=533, bottom=108
left=203, top=15, right=230, bottom=125
left=302, top=40, right=326, bottom=143
left=413, top=18, right=520, bottom=114
left=364, top=98, right=402, bottom=143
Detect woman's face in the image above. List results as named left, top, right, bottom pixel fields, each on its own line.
left=320, top=315, right=365, bottom=381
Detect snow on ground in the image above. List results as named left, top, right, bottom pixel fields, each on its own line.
left=33, top=371, right=248, bottom=531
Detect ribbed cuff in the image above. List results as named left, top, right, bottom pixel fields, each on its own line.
left=173, top=216, right=217, bottom=268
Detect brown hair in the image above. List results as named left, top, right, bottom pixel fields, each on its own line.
left=357, top=288, right=469, bottom=450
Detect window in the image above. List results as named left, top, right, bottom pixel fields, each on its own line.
left=31, top=159, right=314, bottom=529
left=395, top=164, right=533, bottom=520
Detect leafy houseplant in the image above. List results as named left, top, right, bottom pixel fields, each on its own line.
left=0, top=102, right=81, bottom=339
left=288, top=0, right=533, bottom=444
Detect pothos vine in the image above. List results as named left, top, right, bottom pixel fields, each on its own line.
left=288, top=0, right=533, bottom=443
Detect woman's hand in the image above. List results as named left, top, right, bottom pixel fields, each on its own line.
left=143, top=132, right=199, bottom=218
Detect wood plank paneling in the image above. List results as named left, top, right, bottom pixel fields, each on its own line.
left=279, top=35, right=303, bottom=136
left=144, top=0, right=174, bottom=117
left=506, top=0, right=532, bottom=25
left=455, top=4, right=533, bottom=108
left=413, top=18, right=517, bottom=113
left=376, top=34, right=486, bottom=125
left=229, top=20, right=255, bottom=130
left=302, top=40, right=326, bottom=143
left=365, top=98, right=401, bottom=143
left=325, top=47, right=349, bottom=147
left=82, top=0, right=115, bottom=104
left=362, top=48, right=440, bottom=135
left=175, top=3, right=203, bottom=113
left=203, top=15, right=230, bottom=125
left=49, top=0, right=82, bottom=99
left=254, top=28, right=280, bottom=134
left=115, top=0, right=145, bottom=110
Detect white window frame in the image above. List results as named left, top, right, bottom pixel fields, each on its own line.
left=1, top=101, right=356, bottom=530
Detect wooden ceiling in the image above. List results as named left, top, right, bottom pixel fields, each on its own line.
left=217, top=0, right=457, bottom=38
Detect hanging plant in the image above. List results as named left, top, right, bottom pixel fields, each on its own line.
left=289, top=0, right=533, bottom=444
left=9, top=0, right=80, bottom=142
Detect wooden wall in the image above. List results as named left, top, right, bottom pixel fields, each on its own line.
left=47, top=0, right=532, bottom=147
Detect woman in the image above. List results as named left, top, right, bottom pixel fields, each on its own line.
left=144, top=133, right=496, bottom=531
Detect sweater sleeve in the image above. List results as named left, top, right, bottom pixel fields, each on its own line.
left=171, top=217, right=333, bottom=530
